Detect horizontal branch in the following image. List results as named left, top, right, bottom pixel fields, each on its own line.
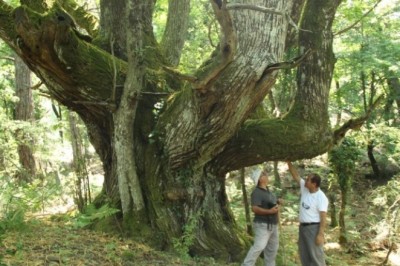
left=162, top=66, right=197, bottom=83
left=262, top=48, right=312, bottom=74
left=226, top=3, right=284, bottom=16
left=211, top=117, right=334, bottom=174
left=254, top=49, right=312, bottom=91
left=333, top=94, right=384, bottom=143
left=0, top=56, right=14, bottom=61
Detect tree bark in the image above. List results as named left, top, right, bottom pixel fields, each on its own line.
left=384, top=75, right=400, bottom=124
left=339, top=189, right=347, bottom=244
left=160, top=0, right=190, bottom=67
left=367, top=140, right=381, bottom=179
left=68, top=111, right=91, bottom=212
left=14, top=55, right=36, bottom=183
left=0, top=0, right=348, bottom=260
left=240, top=168, right=252, bottom=235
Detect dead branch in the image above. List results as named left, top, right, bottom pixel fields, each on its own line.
left=262, top=48, right=312, bottom=74
left=0, top=56, right=14, bottom=61
left=254, top=49, right=312, bottom=91
left=30, top=81, right=43, bottom=90
left=334, top=0, right=383, bottom=36
left=333, top=94, right=384, bottom=144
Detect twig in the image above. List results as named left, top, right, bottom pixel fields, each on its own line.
left=0, top=56, right=15, bottom=61
left=30, top=81, right=43, bottom=90
left=334, top=0, right=383, bottom=36
left=333, top=94, right=384, bottom=144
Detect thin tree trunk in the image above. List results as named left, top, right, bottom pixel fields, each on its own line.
left=367, top=140, right=380, bottom=179
left=329, top=193, right=338, bottom=227
left=339, top=189, right=347, bottom=244
left=385, top=76, right=400, bottom=124
left=240, top=168, right=252, bottom=235
left=273, top=161, right=281, bottom=188
left=68, top=111, right=91, bottom=212
left=51, top=101, right=64, bottom=142
left=335, top=80, right=342, bottom=127
left=14, top=55, right=35, bottom=183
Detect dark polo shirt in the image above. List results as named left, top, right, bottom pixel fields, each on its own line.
left=251, top=186, right=278, bottom=224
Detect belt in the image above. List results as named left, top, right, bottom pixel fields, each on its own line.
left=300, top=222, right=320, bottom=226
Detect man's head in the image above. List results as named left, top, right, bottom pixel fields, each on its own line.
left=252, top=169, right=268, bottom=187
left=305, top=173, right=321, bottom=190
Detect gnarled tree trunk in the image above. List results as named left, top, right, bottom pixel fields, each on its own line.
left=0, top=0, right=345, bottom=261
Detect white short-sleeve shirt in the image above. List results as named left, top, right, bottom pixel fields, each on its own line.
left=299, top=179, right=329, bottom=223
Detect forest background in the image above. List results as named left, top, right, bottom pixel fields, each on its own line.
left=0, top=0, right=399, bottom=265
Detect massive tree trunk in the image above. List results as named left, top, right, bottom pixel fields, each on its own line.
left=0, top=0, right=345, bottom=261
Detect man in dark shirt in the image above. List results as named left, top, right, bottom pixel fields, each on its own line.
left=242, top=169, right=280, bottom=266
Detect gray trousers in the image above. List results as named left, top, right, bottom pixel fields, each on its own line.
left=299, top=224, right=326, bottom=266
left=242, top=223, right=279, bottom=266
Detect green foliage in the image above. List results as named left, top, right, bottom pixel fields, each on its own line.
left=153, top=0, right=217, bottom=72
left=332, top=0, right=400, bottom=117
left=368, top=123, right=400, bottom=162
left=329, top=138, right=361, bottom=189
left=172, top=211, right=202, bottom=259
left=281, top=191, right=299, bottom=221
left=370, top=176, right=400, bottom=249
left=72, top=203, right=120, bottom=228
left=0, top=177, right=62, bottom=233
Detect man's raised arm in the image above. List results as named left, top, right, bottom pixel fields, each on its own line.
left=287, top=161, right=301, bottom=185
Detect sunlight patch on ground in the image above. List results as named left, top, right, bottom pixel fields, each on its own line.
left=390, top=251, right=400, bottom=266
left=325, top=242, right=342, bottom=250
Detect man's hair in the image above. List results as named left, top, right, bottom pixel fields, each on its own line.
left=260, top=170, right=268, bottom=177
left=308, top=173, right=321, bottom=187
left=256, top=170, right=268, bottom=185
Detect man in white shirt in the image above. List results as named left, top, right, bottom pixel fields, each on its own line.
left=287, top=162, right=328, bottom=266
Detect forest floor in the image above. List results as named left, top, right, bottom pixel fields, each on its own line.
left=0, top=174, right=399, bottom=265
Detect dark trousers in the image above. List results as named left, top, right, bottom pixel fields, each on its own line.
left=299, top=224, right=326, bottom=266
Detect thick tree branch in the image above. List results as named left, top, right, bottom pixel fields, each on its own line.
left=211, top=117, right=334, bottom=174
left=160, top=0, right=190, bottom=67
left=158, top=0, right=294, bottom=170
left=194, top=0, right=236, bottom=91
left=60, top=1, right=98, bottom=37
left=13, top=5, right=127, bottom=104
left=162, top=66, right=197, bottom=83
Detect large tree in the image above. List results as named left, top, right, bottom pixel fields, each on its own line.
left=0, top=0, right=350, bottom=261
